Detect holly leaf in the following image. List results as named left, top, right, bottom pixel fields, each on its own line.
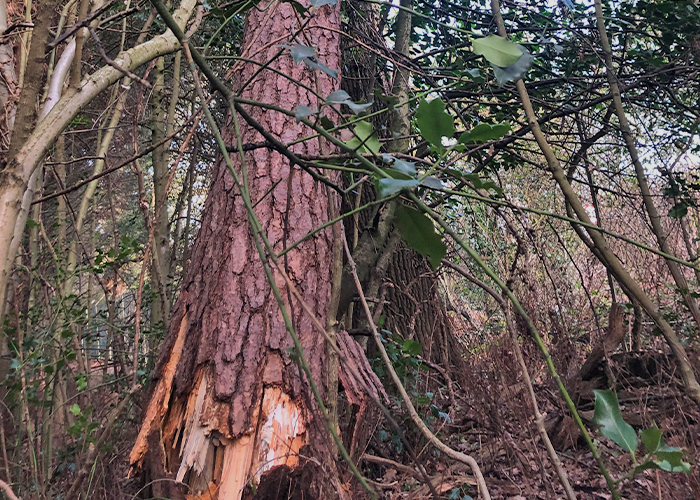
left=345, top=120, right=380, bottom=154
left=295, top=105, right=317, bottom=123
left=492, top=46, right=535, bottom=85
left=325, top=90, right=351, bottom=103
left=472, top=34, right=523, bottom=67
left=376, top=178, right=419, bottom=197
left=415, top=98, right=455, bottom=151
left=421, top=176, right=444, bottom=189
left=345, top=101, right=373, bottom=115
left=402, top=339, right=422, bottom=356
left=381, top=154, right=417, bottom=177
left=668, top=202, right=688, bottom=219
left=394, top=205, right=446, bottom=269
left=459, top=122, right=511, bottom=144
left=593, top=390, right=638, bottom=454
left=303, top=58, right=338, bottom=79
left=279, top=43, right=315, bottom=65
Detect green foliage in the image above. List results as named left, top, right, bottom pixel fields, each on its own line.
left=458, top=122, right=510, bottom=144
left=492, top=46, right=534, bottom=84
left=415, top=98, right=455, bottom=152
left=472, top=34, right=523, bottom=67
left=593, top=390, right=691, bottom=476
left=345, top=120, right=380, bottom=154
left=394, top=204, right=447, bottom=269
left=593, top=390, right=638, bottom=454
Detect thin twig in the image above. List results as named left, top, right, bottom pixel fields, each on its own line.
left=342, top=232, right=492, bottom=500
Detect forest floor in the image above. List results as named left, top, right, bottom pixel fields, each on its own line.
left=86, top=345, right=700, bottom=500
left=354, top=342, right=700, bottom=500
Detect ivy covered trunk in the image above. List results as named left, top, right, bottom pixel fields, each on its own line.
left=129, top=2, right=341, bottom=499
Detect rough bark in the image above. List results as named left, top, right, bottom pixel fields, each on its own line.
left=130, top=2, right=342, bottom=499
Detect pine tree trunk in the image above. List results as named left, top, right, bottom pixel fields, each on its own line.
left=130, top=3, right=341, bottom=499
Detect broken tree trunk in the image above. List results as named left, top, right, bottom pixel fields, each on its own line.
left=129, top=2, right=342, bottom=499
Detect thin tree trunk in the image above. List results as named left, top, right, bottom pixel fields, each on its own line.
left=593, top=0, right=700, bottom=332
left=150, top=56, right=171, bottom=330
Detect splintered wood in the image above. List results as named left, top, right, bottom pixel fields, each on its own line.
left=217, top=387, right=306, bottom=499
left=129, top=311, right=189, bottom=472
left=148, top=376, right=307, bottom=500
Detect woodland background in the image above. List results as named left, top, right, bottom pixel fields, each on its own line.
left=1, top=0, right=700, bottom=499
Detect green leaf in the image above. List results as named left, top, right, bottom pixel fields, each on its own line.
left=309, top=0, right=336, bottom=6
left=381, top=154, right=417, bottom=176
left=377, top=178, right=419, bottom=197
left=459, top=122, right=511, bottom=144
left=345, top=120, right=380, bottom=154
left=394, top=205, right=446, bottom=269
left=280, top=0, right=308, bottom=16
left=492, top=46, right=535, bottom=84
left=279, top=43, right=315, bottom=65
left=295, top=105, right=317, bottom=123
left=345, top=101, right=373, bottom=115
left=593, top=389, right=638, bottom=454
left=472, top=34, right=523, bottom=67
left=319, top=116, right=334, bottom=130
left=69, top=404, right=81, bottom=416
left=325, top=90, right=351, bottom=103
left=402, top=339, right=422, bottom=356
left=668, top=202, right=688, bottom=219
left=641, top=426, right=663, bottom=454
left=415, top=98, right=455, bottom=150
left=303, top=58, right=338, bottom=79
left=421, top=176, right=444, bottom=189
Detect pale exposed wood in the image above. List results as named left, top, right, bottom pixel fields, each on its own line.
left=252, top=387, right=306, bottom=479
left=129, top=311, right=189, bottom=471
left=209, top=387, right=308, bottom=500
left=177, top=370, right=211, bottom=482
left=218, top=434, right=255, bottom=500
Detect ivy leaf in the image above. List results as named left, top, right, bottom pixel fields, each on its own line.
left=473, top=34, right=523, bottom=67
left=325, top=90, right=351, bottom=103
left=381, top=154, right=417, bottom=177
left=668, top=202, right=688, bottom=219
left=394, top=205, right=446, bottom=269
left=376, top=178, right=419, bottom=197
left=641, top=427, right=691, bottom=473
left=295, top=105, right=317, bottom=123
left=459, top=122, right=511, bottom=144
left=279, top=44, right=315, bottom=65
left=492, top=46, right=535, bottom=85
left=345, top=120, right=380, bottom=154
left=593, top=390, right=638, bottom=454
left=415, top=98, right=455, bottom=151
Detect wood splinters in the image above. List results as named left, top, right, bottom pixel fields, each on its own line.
left=216, top=387, right=307, bottom=500
left=129, top=311, right=189, bottom=473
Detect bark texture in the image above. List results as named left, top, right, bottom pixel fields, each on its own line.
left=131, top=3, right=341, bottom=499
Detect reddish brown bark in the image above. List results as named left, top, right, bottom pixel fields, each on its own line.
left=130, top=2, right=341, bottom=499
